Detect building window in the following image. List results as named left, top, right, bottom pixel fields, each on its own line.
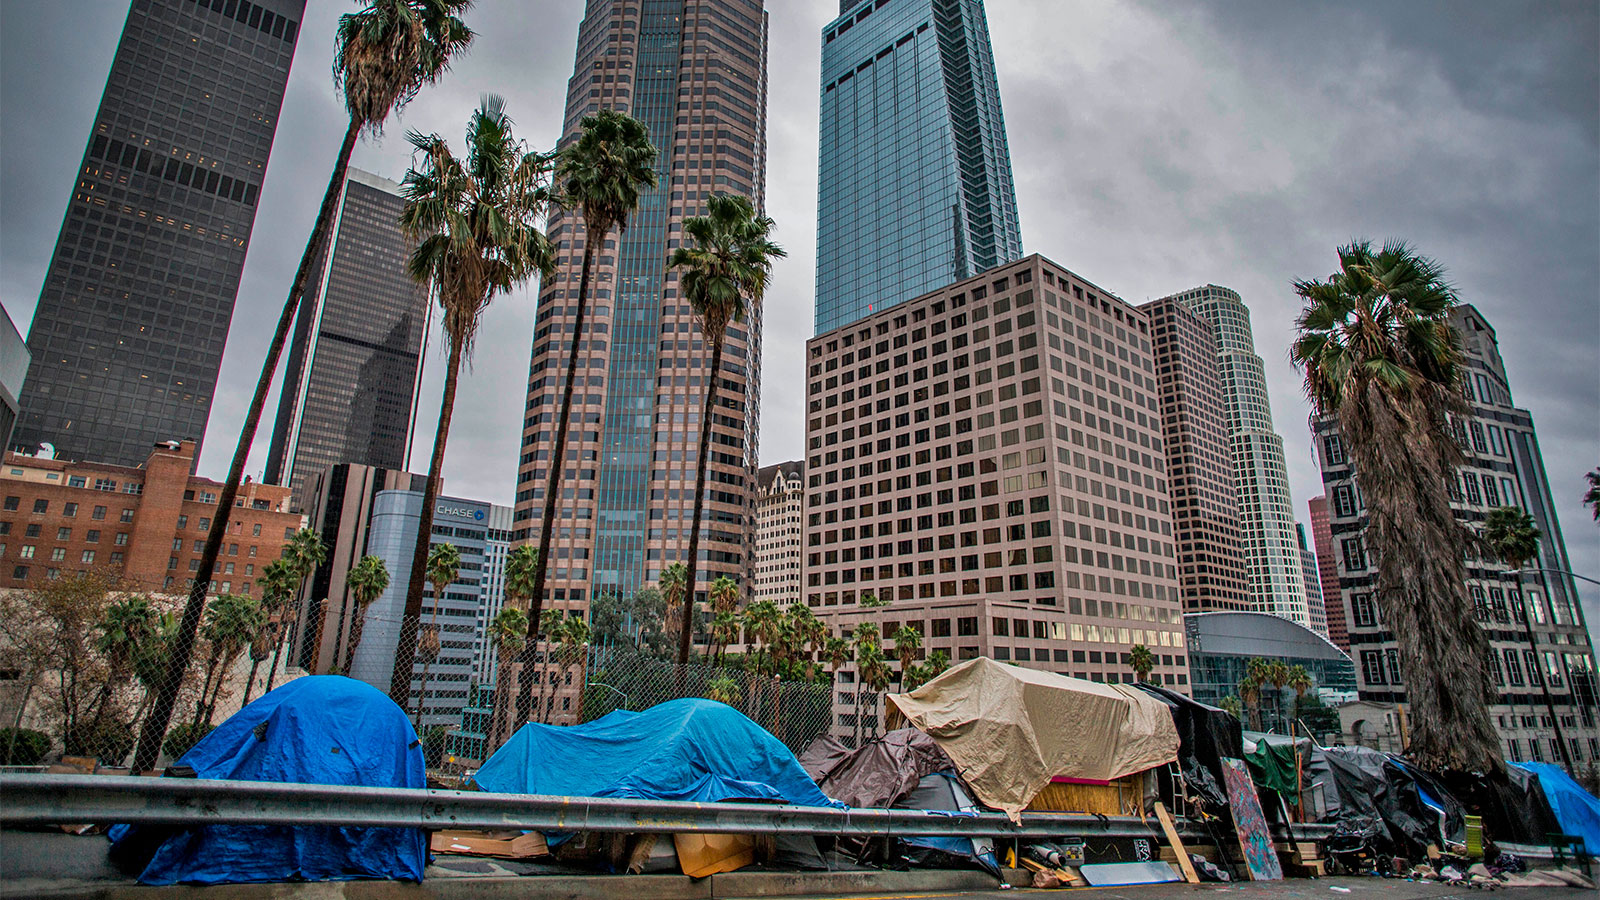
left=31, top=499, right=47, bottom=514
left=2, top=497, right=16, bottom=511
left=120, top=509, right=134, bottom=523
left=81, top=550, right=95, bottom=564
left=18, top=546, right=34, bottom=559
left=177, top=515, right=188, bottom=529
left=12, top=566, right=27, bottom=580
left=1503, top=649, right=1524, bottom=686
left=67, top=477, right=85, bottom=489
left=1360, top=650, right=1386, bottom=684
left=92, top=506, right=106, bottom=520
left=94, top=478, right=116, bottom=492
left=62, top=503, right=77, bottom=517
left=1322, top=434, right=1345, bottom=465
left=85, top=530, right=99, bottom=544
left=1341, top=538, right=1366, bottom=571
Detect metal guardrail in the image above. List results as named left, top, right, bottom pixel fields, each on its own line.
left=0, top=774, right=1336, bottom=844
left=3, top=773, right=1171, bottom=838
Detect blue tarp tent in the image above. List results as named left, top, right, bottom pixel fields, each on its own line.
left=473, top=698, right=840, bottom=807
left=108, top=676, right=426, bottom=885
left=1512, top=761, right=1600, bottom=855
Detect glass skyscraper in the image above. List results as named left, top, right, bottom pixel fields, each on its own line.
left=265, top=169, right=429, bottom=512
left=814, top=0, right=1022, bottom=335
left=515, top=0, right=769, bottom=610
left=14, top=0, right=304, bottom=467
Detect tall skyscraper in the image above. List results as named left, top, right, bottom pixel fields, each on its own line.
left=814, top=0, right=1022, bottom=334
left=1307, top=495, right=1348, bottom=651
left=804, top=254, right=1189, bottom=738
left=1164, top=285, right=1312, bottom=631
left=14, top=0, right=304, bottom=467
left=753, top=460, right=804, bottom=604
left=515, top=1, right=770, bottom=612
left=265, top=169, right=429, bottom=511
left=1139, top=296, right=1249, bottom=614
left=1295, top=522, right=1327, bottom=636
left=1315, top=304, right=1599, bottom=768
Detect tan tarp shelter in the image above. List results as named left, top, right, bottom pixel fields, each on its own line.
left=889, top=657, right=1180, bottom=819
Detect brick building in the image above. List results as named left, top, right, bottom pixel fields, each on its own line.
left=1138, top=296, right=1249, bottom=614
left=804, top=253, right=1190, bottom=739
left=0, top=440, right=299, bottom=594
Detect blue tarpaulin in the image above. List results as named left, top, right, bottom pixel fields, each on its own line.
left=472, top=698, right=840, bottom=807
left=108, top=676, right=426, bottom=885
left=1512, top=761, right=1600, bottom=855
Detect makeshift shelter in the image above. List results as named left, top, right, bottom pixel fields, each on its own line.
left=798, top=729, right=996, bottom=873
left=889, top=658, right=1180, bottom=818
left=1438, top=765, right=1563, bottom=848
left=1134, top=683, right=1241, bottom=812
left=1511, top=762, right=1600, bottom=855
left=1320, top=747, right=1464, bottom=859
left=108, top=676, right=426, bottom=885
left=473, top=698, right=838, bottom=807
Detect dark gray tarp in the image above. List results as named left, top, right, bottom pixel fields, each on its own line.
left=1321, top=747, right=1464, bottom=859
left=798, top=729, right=956, bottom=809
left=1133, top=683, right=1242, bottom=812
left=1437, top=764, right=1562, bottom=848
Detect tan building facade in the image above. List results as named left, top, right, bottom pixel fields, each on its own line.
left=1139, top=297, right=1249, bottom=614
left=804, top=254, right=1190, bottom=724
left=753, top=460, right=803, bottom=605
left=0, top=440, right=299, bottom=595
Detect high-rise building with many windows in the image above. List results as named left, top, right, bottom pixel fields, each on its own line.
left=14, top=0, right=304, bottom=467
left=264, top=169, right=429, bottom=512
left=1163, top=285, right=1313, bottom=632
left=1306, top=495, right=1348, bottom=651
left=1139, top=296, right=1249, bottom=614
left=814, top=0, right=1022, bottom=335
left=753, top=460, right=803, bottom=604
left=1315, top=304, right=1600, bottom=769
left=514, top=0, right=770, bottom=616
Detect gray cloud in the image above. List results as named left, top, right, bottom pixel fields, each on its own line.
left=2, top=1, right=1595, bottom=624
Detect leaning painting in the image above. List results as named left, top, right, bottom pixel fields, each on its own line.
left=1221, top=757, right=1282, bottom=880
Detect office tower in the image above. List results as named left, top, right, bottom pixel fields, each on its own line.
left=814, top=0, right=1022, bottom=334
left=1139, top=297, right=1249, bottom=614
left=1296, top=522, right=1327, bottom=637
left=0, top=307, right=28, bottom=450
left=1315, top=304, right=1599, bottom=767
left=346, top=489, right=513, bottom=730
left=14, top=0, right=304, bottom=467
left=0, top=440, right=297, bottom=593
left=753, top=460, right=804, bottom=604
left=1164, top=285, right=1311, bottom=630
left=805, top=254, right=1188, bottom=737
left=1307, top=495, right=1348, bottom=651
left=265, top=169, right=429, bottom=511
left=515, top=1, right=770, bottom=614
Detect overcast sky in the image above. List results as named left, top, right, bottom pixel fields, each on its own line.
left=1, top=0, right=1595, bottom=623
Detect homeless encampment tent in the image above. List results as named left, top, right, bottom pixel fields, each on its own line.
left=798, top=728, right=998, bottom=874
left=1511, top=762, right=1600, bottom=855
left=1437, top=764, right=1561, bottom=848
left=1320, top=746, right=1464, bottom=860
left=473, top=698, right=837, bottom=806
left=1134, top=683, right=1241, bottom=812
left=889, top=657, right=1180, bottom=819
left=107, top=676, right=426, bottom=885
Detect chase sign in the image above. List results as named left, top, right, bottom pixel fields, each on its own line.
left=436, top=504, right=486, bottom=522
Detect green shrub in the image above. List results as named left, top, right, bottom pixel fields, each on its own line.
left=0, top=727, right=52, bottom=765
left=162, top=721, right=214, bottom=761
left=62, top=720, right=135, bottom=766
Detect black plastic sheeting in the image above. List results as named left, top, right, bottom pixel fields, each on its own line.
left=1436, top=764, right=1563, bottom=847
left=1320, top=747, right=1464, bottom=859
left=1133, top=683, right=1243, bottom=812
left=798, top=729, right=956, bottom=809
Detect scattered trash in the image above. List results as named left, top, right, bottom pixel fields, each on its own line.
left=1329, top=886, right=1352, bottom=892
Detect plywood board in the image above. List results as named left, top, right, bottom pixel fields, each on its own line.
left=1221, top=757, right=1282, bottom=881
left=1153, top=801, right=1200, bottom=884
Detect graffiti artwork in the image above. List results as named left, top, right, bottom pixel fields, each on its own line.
left=1221, top=757, right=1282, bottom=881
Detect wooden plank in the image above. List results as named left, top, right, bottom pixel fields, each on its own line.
left=1153, top=801, right=1200, bottom=884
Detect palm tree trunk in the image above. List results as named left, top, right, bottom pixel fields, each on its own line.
left=389, top=335, right=466, bottom=709
left=343, top=604, right=369, bottom=675
left=240, top=657, right=262, bottom=708
left=522, top=230, right=599, bottom=725
left=491, top=652, right=510, bottom=748
left=414, top=599, right=441, bottom=733
left=678, top=336, right=726, bottom=665
left=133, top=118, right=362, bottom=775
left=265, top=605, right=299, bottom=693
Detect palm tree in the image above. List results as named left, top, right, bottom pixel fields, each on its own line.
left=1585, top=469, right=1599, bottom=522
left=706, top=576, right=739, bottom=661
left=134, top=0, right=475, bottom=775
left=711, top=612, right=740, bottom=668
left=413, top=542, right=461, bottom=730
left=488, top=606, right=527, bottom=747
left=1287, top=664, right=1313, bottom=727
left=860, top=642, right=893, bottom=743
left=391, top=96, right=556, bottom=710
left=198, top=594, right=264, bottom=726
left=892, top=625, right=922, bottom=684
left=1128, top=644, right=1154, bottom=684
left=1291, top=239, right=1500, bottom=773
left=667, top=194, right=785, bottom=665
left=787, top=603, right=826, bottom=681
left=266, top=528, right=327, bottom=693
left=554, top=616, right=591, bottom=723
left=534, top=609, right=564, bottom=723
left=824, top=634, right=852, bottom=683
left=245, top=559, right=296, bottom=702
left=850, top=622, right=881, bottom=746
left=859, top=591, right=888, bottom=609
left=1239, top=657, right=1269, bottom=731
left=341, top=555, right=391, bottom=674
left=1483, top=505, right=1572, bottom=768
left=1219, top=695, right=1243, bottom=721
left=525, top=108, right=658, bottom=701
left=742, top=599, right=782, bottom=675
left=503, top=546, right=539, bottom=612
left=658, top=563, right=690, bottom=657
left=1264, top=660, right=1290, bottom=731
